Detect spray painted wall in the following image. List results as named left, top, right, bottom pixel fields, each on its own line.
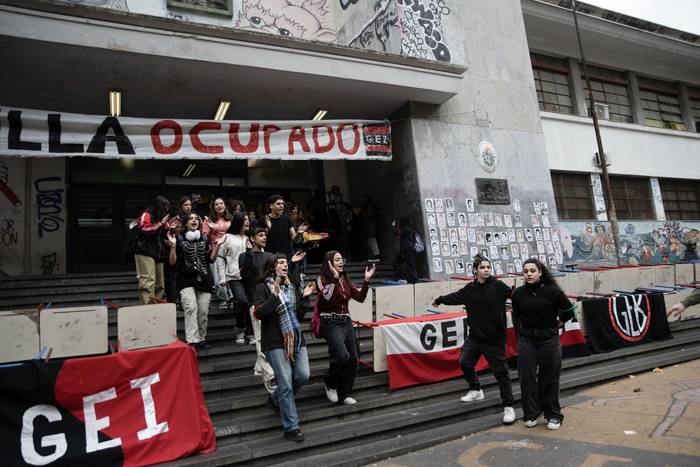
left=0, top=157, right=67, bottom=276
left=559, top=221, right=700, bottom=266
left=336, top=0, right=464, bottom=64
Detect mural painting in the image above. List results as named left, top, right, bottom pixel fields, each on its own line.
left=559, top=221, right=700, bottom=266
left=235, top=0, right=336, bottom=42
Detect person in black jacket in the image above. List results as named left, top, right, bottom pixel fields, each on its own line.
left=254, top=253, right=315, bottom=442
left=393, top=217, right=418, bottom=283
left=511, top=258, right=575, bottom=431
left=432, top=254, right=515, bottom=424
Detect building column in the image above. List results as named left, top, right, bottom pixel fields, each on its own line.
left=649, top=178, right=666, bottom=221
left=678, top=83, right=696, bottom=133
left=627, top=71, right=646, bottom=125
left=590, top=173, right=608, bottom=221
left=567, top=58, right=588, bottom=117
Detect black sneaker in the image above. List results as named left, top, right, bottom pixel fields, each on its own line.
left=284, top=429, right=305, bottom=442
left=265, top=396, right=280, bottom=415
left=197, top=341, right=211, bottom=350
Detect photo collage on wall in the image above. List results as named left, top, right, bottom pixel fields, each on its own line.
left=424, top=198, right=564, bottom=276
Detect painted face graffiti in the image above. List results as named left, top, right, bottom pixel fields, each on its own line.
left=236, top=0, right=336, bottom=42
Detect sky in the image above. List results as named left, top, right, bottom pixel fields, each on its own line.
left=583, top=0, right=700, bottom=36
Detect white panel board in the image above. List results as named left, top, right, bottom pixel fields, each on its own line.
left=0, top=309, right=40, bottom=363
left=676, top=264, right=694, bottom=285
left=349, top=288, right=373, bottom=324
left=40, top=306, right=108, bottom=358
left=118, top=303, right=177, bottom=350
left=653, top=266, right=675, bottom=287
left=414, top=281, right=462, bottom=316
left=555, top=272, right=595, bottom=297
left=373, top=325, right=388, bottom=372
left=375, top=284, right=415, bottom=319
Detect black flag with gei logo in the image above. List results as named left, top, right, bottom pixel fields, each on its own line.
left=581, top=293, right=671, bottom=354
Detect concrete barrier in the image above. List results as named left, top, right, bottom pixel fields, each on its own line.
left=0, top=309, right=40, bottom=363
left=350, top=288, right=374, bottom=324
left=653, top=265, right=675, bottom=287
left=556, top=271, right=595, bottom=297
left=676, top=264, right=695, bottom=285
left=118, top=303, right=177, bottom=350
left=40, top=305, right=108, bottom=358
left=375, top=284, right=415, bottom=319
left=594, top=267, right=656, bottom=294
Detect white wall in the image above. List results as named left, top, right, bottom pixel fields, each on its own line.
left=542, top=112, right=700, bottom=180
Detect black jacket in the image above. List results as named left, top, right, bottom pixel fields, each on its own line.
left=434, top=276, right=512, bottom=343
left=239, top=250, right=273, bottom=302
left=253, top=263, right=307, bottom=352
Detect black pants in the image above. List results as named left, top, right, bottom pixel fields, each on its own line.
left=517, top=331, right=563, bottom=423
left=163, top=259, right=178, bottom=304
left=322, top=318, right=358, bottom=402
left=460, top=337, right=514, bottom=407
left=227, top=280, right=251, bottom=335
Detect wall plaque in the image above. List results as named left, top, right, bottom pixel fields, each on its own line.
left=475, top=178, right=510, bottom=205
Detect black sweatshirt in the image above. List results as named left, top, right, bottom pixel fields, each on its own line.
left=434, top=276, right=512, bottom=343
left=511, top=282, right=575, bottom=332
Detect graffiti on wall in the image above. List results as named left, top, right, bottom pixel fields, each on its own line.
left=339, top=0, right=359, bottom=9
left=235, top=0, right=336, bottom=42
left=397, top=0, right=451, bottom=62
left=1, top=218, right=19, bottom=246
left=348, top=0, right=400, bottom=53
left=559, top=221, right=700, bottom=265
left=0, top=161, right=22, bottom=206
left=35, top=177, right=65, bottom=238
left=40, top=252, right=59, bottom=276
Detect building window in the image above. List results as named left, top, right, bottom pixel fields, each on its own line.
left=607, top=176, right=654, bottom=220
left=551, top=172, right=594, bottom=219
left=638, top=76, right=686, bottom=131
left=688, top=86, right=700, bottom=132
left=580, top=65, right=632, bottom=123
left=531, top=53, right=573, bottom=115
left=659, top=178, right=700, bottom=220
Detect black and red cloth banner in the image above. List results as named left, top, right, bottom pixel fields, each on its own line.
left=0, top=341, right=215, bottom=467
left=582, top=293, right=671, bottom=354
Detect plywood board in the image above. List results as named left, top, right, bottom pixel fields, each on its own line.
left=118, top=303, right=177, bottom=350
left=40, top=306, right=108, bottom=358
left=556, top=272, right=595, bottom=298
left=676, top=264, right=695, bottom=285
left=349, top=288, right=373, bottom=324
left=375, top=284, right=415, bottom=319
left=0, top=309, right=40, bottom=363
left=373, top=325, right=388, bottom=372
left=653, top=266, right=675, bottom=287
left=414, top=281, right=462, bottom=316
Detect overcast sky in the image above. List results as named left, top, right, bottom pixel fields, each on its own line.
left=583, top=0, right=700, bottom=35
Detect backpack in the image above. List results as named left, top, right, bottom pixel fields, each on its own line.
left=413, top=231, right=425, bottom=253
left=124, top=220, right=141, bottom=260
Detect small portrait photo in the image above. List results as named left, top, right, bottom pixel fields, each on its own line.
left=444, top=259, right=455, bottom=275
left=450, top=242, right=459, bottom=256
left=510, top=243, right=519, bottom=257
left=460, top=241, right=468, bottom=255
left=432, top=257, right=443, bottom=272
left=520, top=243, right=529, bottom=257
left=534, top=228, right=542, bottom=241
left=525, top=228, right=534, bottom=242
left=429, top=227, right=438, bottom=240
left=467, top=229, right=476, bottom=243
left=468, top=213, right=476, bottom=225
left=445, top=198, right=454, bottom=212
left=481, top=248, right=489, bottom=259
left=440, top=228, right=449, bottom=240
left=458, top=227, right=468, bottom=241
left=437, top=212, right=447, bottom=227
left=427, top=213, right=436, bottom=227
left=457, top=212, right=467, bottom=227
left=514, top=215, right=522, bottom=227
left=504, top=214, right=513, bottom=228
left=476, top=213, right=485, bottom=226
left=549, top=255, right=558, bottom=271
left=470, top=246, right=479, bottom=259
left=500, top=246, right=509, bottom=260
left=441, top=242, right=450, bottom=256
left=494, top=232, right=502, bottom=246
left=449, top=228, right=458, bottom=243
left=514, top=258, right=523, bottom=272
left=508, top=229, right=516, bottom=243
left=516, top=229, right=525, bottom=242
left=431, top=240, right=440, bottom=256
left=435, top=198, right=445, bottom=212
left=425, top=198, right=435, bottom=212
left=485, top=232, right=493, bottom=244
left=494, top=262, right=504, bottom=276
left=455, top=258, right=465, bottom=274
left=512, top=199, right=521, bottom=212
left=466, top=198, right=475, bottom=212
left=543, top=228, right=551, bottom=241
left=489, top=245, right=499, bottom=259
left=494, top=213, right=504, bottom=227
left=446, top=211, right=456, bottom=226
left=476, top=231, right=485, bottom=244
left=485, top=212, right=495, bottom=227
left=533, top=201, right=542, bottom=215
left=531, top=214, right=540, bottom=227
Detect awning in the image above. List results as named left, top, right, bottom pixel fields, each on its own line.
left=0, top=106, right=392, bottom=161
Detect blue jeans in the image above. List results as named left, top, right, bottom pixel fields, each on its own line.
left=265, top=346, right=310, bottom=433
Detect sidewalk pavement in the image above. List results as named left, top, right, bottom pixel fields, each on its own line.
left=369, top=358, right=700, bottom=467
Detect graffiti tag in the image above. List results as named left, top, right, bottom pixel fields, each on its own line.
left=339, top=0, right=360, bottom=9
left=41, top=252, right=58, bottom=275
left=0, top=160, right=22, bottom=206
left=1, top=218, right=19, bottom=246
left=35, top=177, right=65, bottom=238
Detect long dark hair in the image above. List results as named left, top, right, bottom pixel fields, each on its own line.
left=227, top=211, right=247, bottom=235
left=149, top=195, right=170, bottom=219
left=260, top=253, right=290, bottom=285
left=177, top=196, right=192, bottom=214
left=209, top=196, right=232, bottom=221
left=320, top=250, right=348, bottom=283
left=522, top=258, right=560, bottom=288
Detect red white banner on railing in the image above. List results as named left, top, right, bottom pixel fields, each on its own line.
left=0, top=341, right=215, bottom=467
left=0, top=106, right=392, bottom=160
left=381, top=312, right=587, bottom=390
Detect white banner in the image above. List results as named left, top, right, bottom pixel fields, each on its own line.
left=0, top=106, right=392, bottom=161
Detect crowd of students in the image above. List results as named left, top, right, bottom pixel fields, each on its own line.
left=132, top=193, right=374, bottom=442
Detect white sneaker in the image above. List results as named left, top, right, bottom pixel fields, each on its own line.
left=246, top=335, right=256, bottom=345
left=235, top=332, right=245, bottom=344
left=342, top=397, right=357, bottom=405
left=524, top=419, right=538, bottom=427
left=460, top=389, right=485, bottom=402
left=547, top=419, right=561, bottom=430
left=503, top=407, right=516, bottom=424
left=324, top=384, right=338, bottom=403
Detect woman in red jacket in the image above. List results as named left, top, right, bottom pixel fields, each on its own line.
left=317, top=250, right=375, bottom=405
